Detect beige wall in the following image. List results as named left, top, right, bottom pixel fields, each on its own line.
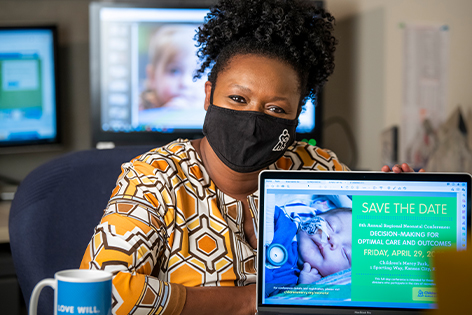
left=323, top=0, right=472, bottom=170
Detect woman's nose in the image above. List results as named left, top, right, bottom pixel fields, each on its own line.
left=246, top=102, right=266, bottom=113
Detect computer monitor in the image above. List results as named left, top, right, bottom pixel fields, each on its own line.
left=0, top=26, right=60, bottom=154
left=89, top=2, right=323, bottom=148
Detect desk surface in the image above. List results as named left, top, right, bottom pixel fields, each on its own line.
left=0, top=201, right=10, bottom=243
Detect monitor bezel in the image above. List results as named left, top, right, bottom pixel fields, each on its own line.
left=0, top=25, right=62, bottom=154
left=89, top=1, right=323, bottom=148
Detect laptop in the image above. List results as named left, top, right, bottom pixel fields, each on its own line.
left=257, top=170, right=471, bottom=315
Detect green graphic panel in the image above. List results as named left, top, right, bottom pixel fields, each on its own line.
left=351, top=195, right=456, bottom=304
left=0, top=57, right=43, bottom=110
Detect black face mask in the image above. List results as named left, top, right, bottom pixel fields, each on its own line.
left=202, top=104, right=298, bottom=173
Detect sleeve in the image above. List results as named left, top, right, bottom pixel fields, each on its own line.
left=272, top=142, right=351, bottom=171
left=317, top=147, right=351, bottom=171
left=80, top=160, right=186, bottom=315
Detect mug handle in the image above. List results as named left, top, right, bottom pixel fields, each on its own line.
left=29, top=278, right=56, bottom=315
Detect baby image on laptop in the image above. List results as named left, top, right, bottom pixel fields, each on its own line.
left=264, top=194, right=352, bottom=298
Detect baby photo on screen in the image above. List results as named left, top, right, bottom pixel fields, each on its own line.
left=264, top=194, right=352, bottom=301
left=137, top=23, right=206, bottom=128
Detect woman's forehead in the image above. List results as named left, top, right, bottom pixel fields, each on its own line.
left=217, top=54, right=301, bottom=92
left=225, top=54, right=294, bottom=73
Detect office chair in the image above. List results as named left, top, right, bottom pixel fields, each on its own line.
left=9, top=145, right=154, bottom=315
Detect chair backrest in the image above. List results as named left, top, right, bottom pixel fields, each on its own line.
left=9, top=145, right=153, bottom=315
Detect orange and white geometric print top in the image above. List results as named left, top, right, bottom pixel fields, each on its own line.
left=80, top=139, right=348, bottom=315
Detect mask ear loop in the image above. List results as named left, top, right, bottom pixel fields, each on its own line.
left=209, top=82, right=215, bottom=105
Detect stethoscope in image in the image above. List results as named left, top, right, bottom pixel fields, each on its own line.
left=265, top=201, right=330, bottom=268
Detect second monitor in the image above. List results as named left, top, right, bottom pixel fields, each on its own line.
left=90, top=2, right=322, bottom=148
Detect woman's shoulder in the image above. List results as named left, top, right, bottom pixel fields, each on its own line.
left=123, top=139, right=199, bottom=176
left=136, top=138, right=193, bottom=158
left=273, top=140, right=350, bottom=171
left=289, top=141, right=341, bottom=160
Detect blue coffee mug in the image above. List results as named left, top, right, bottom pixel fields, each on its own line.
left=29, top=269, right=113, bottom=315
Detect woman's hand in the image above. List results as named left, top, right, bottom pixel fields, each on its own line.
left=381, top=163, right=425, bottom=173
left=298, top=262, right=321, bottom=284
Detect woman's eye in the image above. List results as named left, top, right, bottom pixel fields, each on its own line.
left=229, top=95, right=246, bottom=103
left=267, top=106, right=286, bottom=114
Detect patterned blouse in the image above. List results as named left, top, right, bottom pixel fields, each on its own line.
left=80, top=139, right=348, bottom=315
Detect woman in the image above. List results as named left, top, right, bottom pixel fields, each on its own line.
left=81, top=1, right=413, bottom=314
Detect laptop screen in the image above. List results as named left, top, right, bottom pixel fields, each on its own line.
left=258, top=171, right=470, bottom=314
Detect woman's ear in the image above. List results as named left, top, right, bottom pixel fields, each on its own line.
left=204, top=81, right=212, bottom=111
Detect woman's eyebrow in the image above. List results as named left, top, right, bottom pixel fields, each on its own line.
left=270, top=96, right=290, bottom=102
left=231, top=84, right=252, bottom=93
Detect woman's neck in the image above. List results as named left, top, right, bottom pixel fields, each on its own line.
left=191, top=138, right=259, bottom=200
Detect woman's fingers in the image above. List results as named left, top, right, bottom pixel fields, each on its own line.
left=381, top=163, right=425, bottom=173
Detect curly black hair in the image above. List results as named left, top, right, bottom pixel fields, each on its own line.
left=194, top=0, right=337, bottom=107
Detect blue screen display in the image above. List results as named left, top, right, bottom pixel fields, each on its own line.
left=0, top=28, right=58, bottom=147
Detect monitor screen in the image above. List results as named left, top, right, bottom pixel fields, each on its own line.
left=0, top=26, right=60, bottom=153
left=90, top=2, right=322, bottom=148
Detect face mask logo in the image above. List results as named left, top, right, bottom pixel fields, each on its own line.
left=272, top=129, right=290, bottom=152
